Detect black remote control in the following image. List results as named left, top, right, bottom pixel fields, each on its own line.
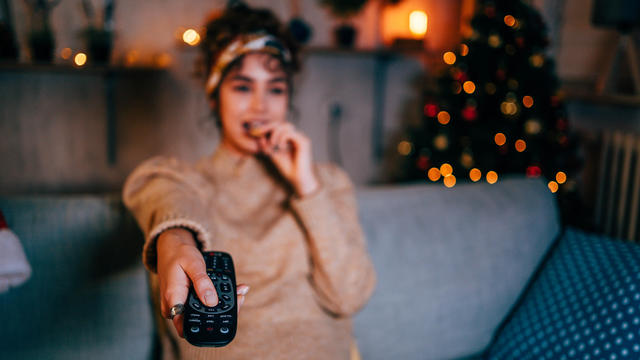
left=184, top=251, right=238, bottom=347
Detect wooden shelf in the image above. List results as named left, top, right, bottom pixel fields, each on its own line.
left=1, top=61, right=167, bottom=166
left=0, top=61, right=165, bottom=75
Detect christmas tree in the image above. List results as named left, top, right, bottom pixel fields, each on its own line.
left=395, top=0, right=583, bottom=226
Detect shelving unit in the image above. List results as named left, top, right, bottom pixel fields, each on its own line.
left=300, top=46, right=436, bottom=161
left=0, top=62, right=166, bottom=165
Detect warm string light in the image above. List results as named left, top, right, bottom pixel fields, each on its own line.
left=460, top=44, right=469, bottom=56
left=409, top=10, right=428, bottom=38
left=494, top=133, right=506, bottom=146
left=428, top=167, right=441, bottom=181
left=556, top=171, right=567, bottom=184
left=469, top=168, right=482, bottom=182
left=443, top=51, right=456, bottom=65
left=60, top=47, right=72, bottom=60
left=548, top=181, right=559, bottom=193
left=437, top=111, right=451, bottom=125
left=463, top=81, right=476, bottom=94
left=74, top=53, right=87, bottom=66
left=183, top=28, right=201, bottom=46
left=515, top=139, right=527, bottom=152
left=486, top=171, right=498, bottom=184
left=443, top=174, right=456, bottom=188
left=522, top=95, right=534, bottom=108
left=397, top=141, right=413, bottom=156
left=440, top=163, right=453, bottom=177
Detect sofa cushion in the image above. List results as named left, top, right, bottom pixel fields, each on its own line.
left=485, top=228, right=640, bottom=359
left=0, top=195, right=155, bottom=360
left=353, top=176, right=561, bottom=359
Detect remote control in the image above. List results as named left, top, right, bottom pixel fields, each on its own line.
left=184, top=251, right=238, bottom=347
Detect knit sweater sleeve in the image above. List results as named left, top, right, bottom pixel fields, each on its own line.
left=289, top=163, right=377, bottom=317
left=122, top=156, right=213, bottom=273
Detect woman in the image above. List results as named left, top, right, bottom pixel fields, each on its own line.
left=122, top=4, right=376, bottom=359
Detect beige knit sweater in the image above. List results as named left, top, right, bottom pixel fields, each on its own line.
left=122, top=145, right=377, bottom=360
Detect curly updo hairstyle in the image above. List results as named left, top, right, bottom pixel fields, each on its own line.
left=199, top=2, right=301, bottom=107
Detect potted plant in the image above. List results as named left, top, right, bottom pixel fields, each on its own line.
left=80, top=0, right=115, bottom=65
left=24, top=0, right=61, bottom=63
left=318, top=0, right=368, bottom=48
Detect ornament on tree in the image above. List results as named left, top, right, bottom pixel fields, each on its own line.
left=461, top=105, right=478, bottom=121
left=526, top=165, right=542, bottom=178
left=416, top=155, right=430, bottom=171
left=488, top=34, right=502, bottom=48
left=525, top=119, right=542, bottom=135
left=433, top=134, right=449, bottom=151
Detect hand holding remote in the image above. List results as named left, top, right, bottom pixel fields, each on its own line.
left=157, top=228, right=248, bottom=339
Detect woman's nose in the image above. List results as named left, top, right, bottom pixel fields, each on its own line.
left=250, top=91, right=266, bottom=112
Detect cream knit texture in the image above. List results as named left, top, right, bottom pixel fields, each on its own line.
left=122, top=145, right=377, bottom=359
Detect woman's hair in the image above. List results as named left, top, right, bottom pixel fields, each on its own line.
left=199, top=2, right=301, bottom=108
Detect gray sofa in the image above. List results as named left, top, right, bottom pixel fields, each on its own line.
left=0, top=176, right=560, bottom=359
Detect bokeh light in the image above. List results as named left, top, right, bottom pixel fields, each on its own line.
left=504, top=15, right=516, bottom=27
left=443, top=174, right=456, bottom=188
left=61, top=47, right=72, bottom=60
left=548, top=181, right=559, bottom=193
left=463, top=81, right=476, bottom=94
left=494, top=133, right=507, bottom=146
left=397, top=141, right=413, bottom=156
left=74, top=53, right=87, bottom=66
left=440, top=163, right=453, bottom=176
left=437, top=111, right=451, bottom=125
left=443, top=51, right=457, bottom=65
left=515, top=139, right=527, bottom=152
left=523, top=95, right=534, bottom=108
left=469, top=168, right=481, bottom=182
left=460, top=44, right=469, bottom=56
left=556, top=171, right=567, bottom=184
left=183, top=29, right=201, bottom=46
left=428, top=167, right=441, bottom=182
left=487, top=171, right=498, bottom=184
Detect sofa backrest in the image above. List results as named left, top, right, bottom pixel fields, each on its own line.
left=353, top=176, right=561, bottom=359
left=0, top=195, right=154, bottom=360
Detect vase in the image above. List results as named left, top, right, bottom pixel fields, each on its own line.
left=28, top=28, right=54, bottom=63
left=334, top=23, right=357, bottom=48
left=84, top=28, right=113, bottom=65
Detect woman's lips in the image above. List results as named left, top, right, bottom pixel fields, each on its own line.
left=243, top=121, right=269, bottom=138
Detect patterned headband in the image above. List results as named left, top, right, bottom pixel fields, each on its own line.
left=205, top=32, right=292, bottom=95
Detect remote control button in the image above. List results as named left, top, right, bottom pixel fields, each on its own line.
left=220, top=327, right=229, bottom=334
left=206, top=320, right=215, bottom=324
left=222, top=304, right=231, bottom=310
left=190, top=327, right=200, bottom=333
left=221, top=284, right=231, bottom=292
left=221, top=319, right=231, bottom=324
left=192, top=302, right=202, bottom=310
left=189, top=313, right=200, bottom=317
left=207, top=314, right=215, bottom=318
left=222, top=295, right=231, bottom=301
left=188, top=319, right=201, bottom=323
left=207, top=327, right=214, bottom=332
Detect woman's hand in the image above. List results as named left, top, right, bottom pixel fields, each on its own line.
left=254, top=122, right=320, bottom=197
left=156, top=228, right=249, bottom=337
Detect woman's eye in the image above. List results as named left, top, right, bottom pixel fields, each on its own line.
left=234, top=85, right=250, bottom=92
left=270, top=88, right=285, bottom=95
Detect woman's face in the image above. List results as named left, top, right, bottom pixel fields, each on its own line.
left=213, top=52, right=289, bottom=155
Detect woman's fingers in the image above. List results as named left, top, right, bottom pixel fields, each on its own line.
left=237, top=284, right=249, bottom=313
left=182, top=256, right=218, bottom=307
left=160, top=267, right=190, bottom=319
left=173, top=314, right=184, bottom=337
